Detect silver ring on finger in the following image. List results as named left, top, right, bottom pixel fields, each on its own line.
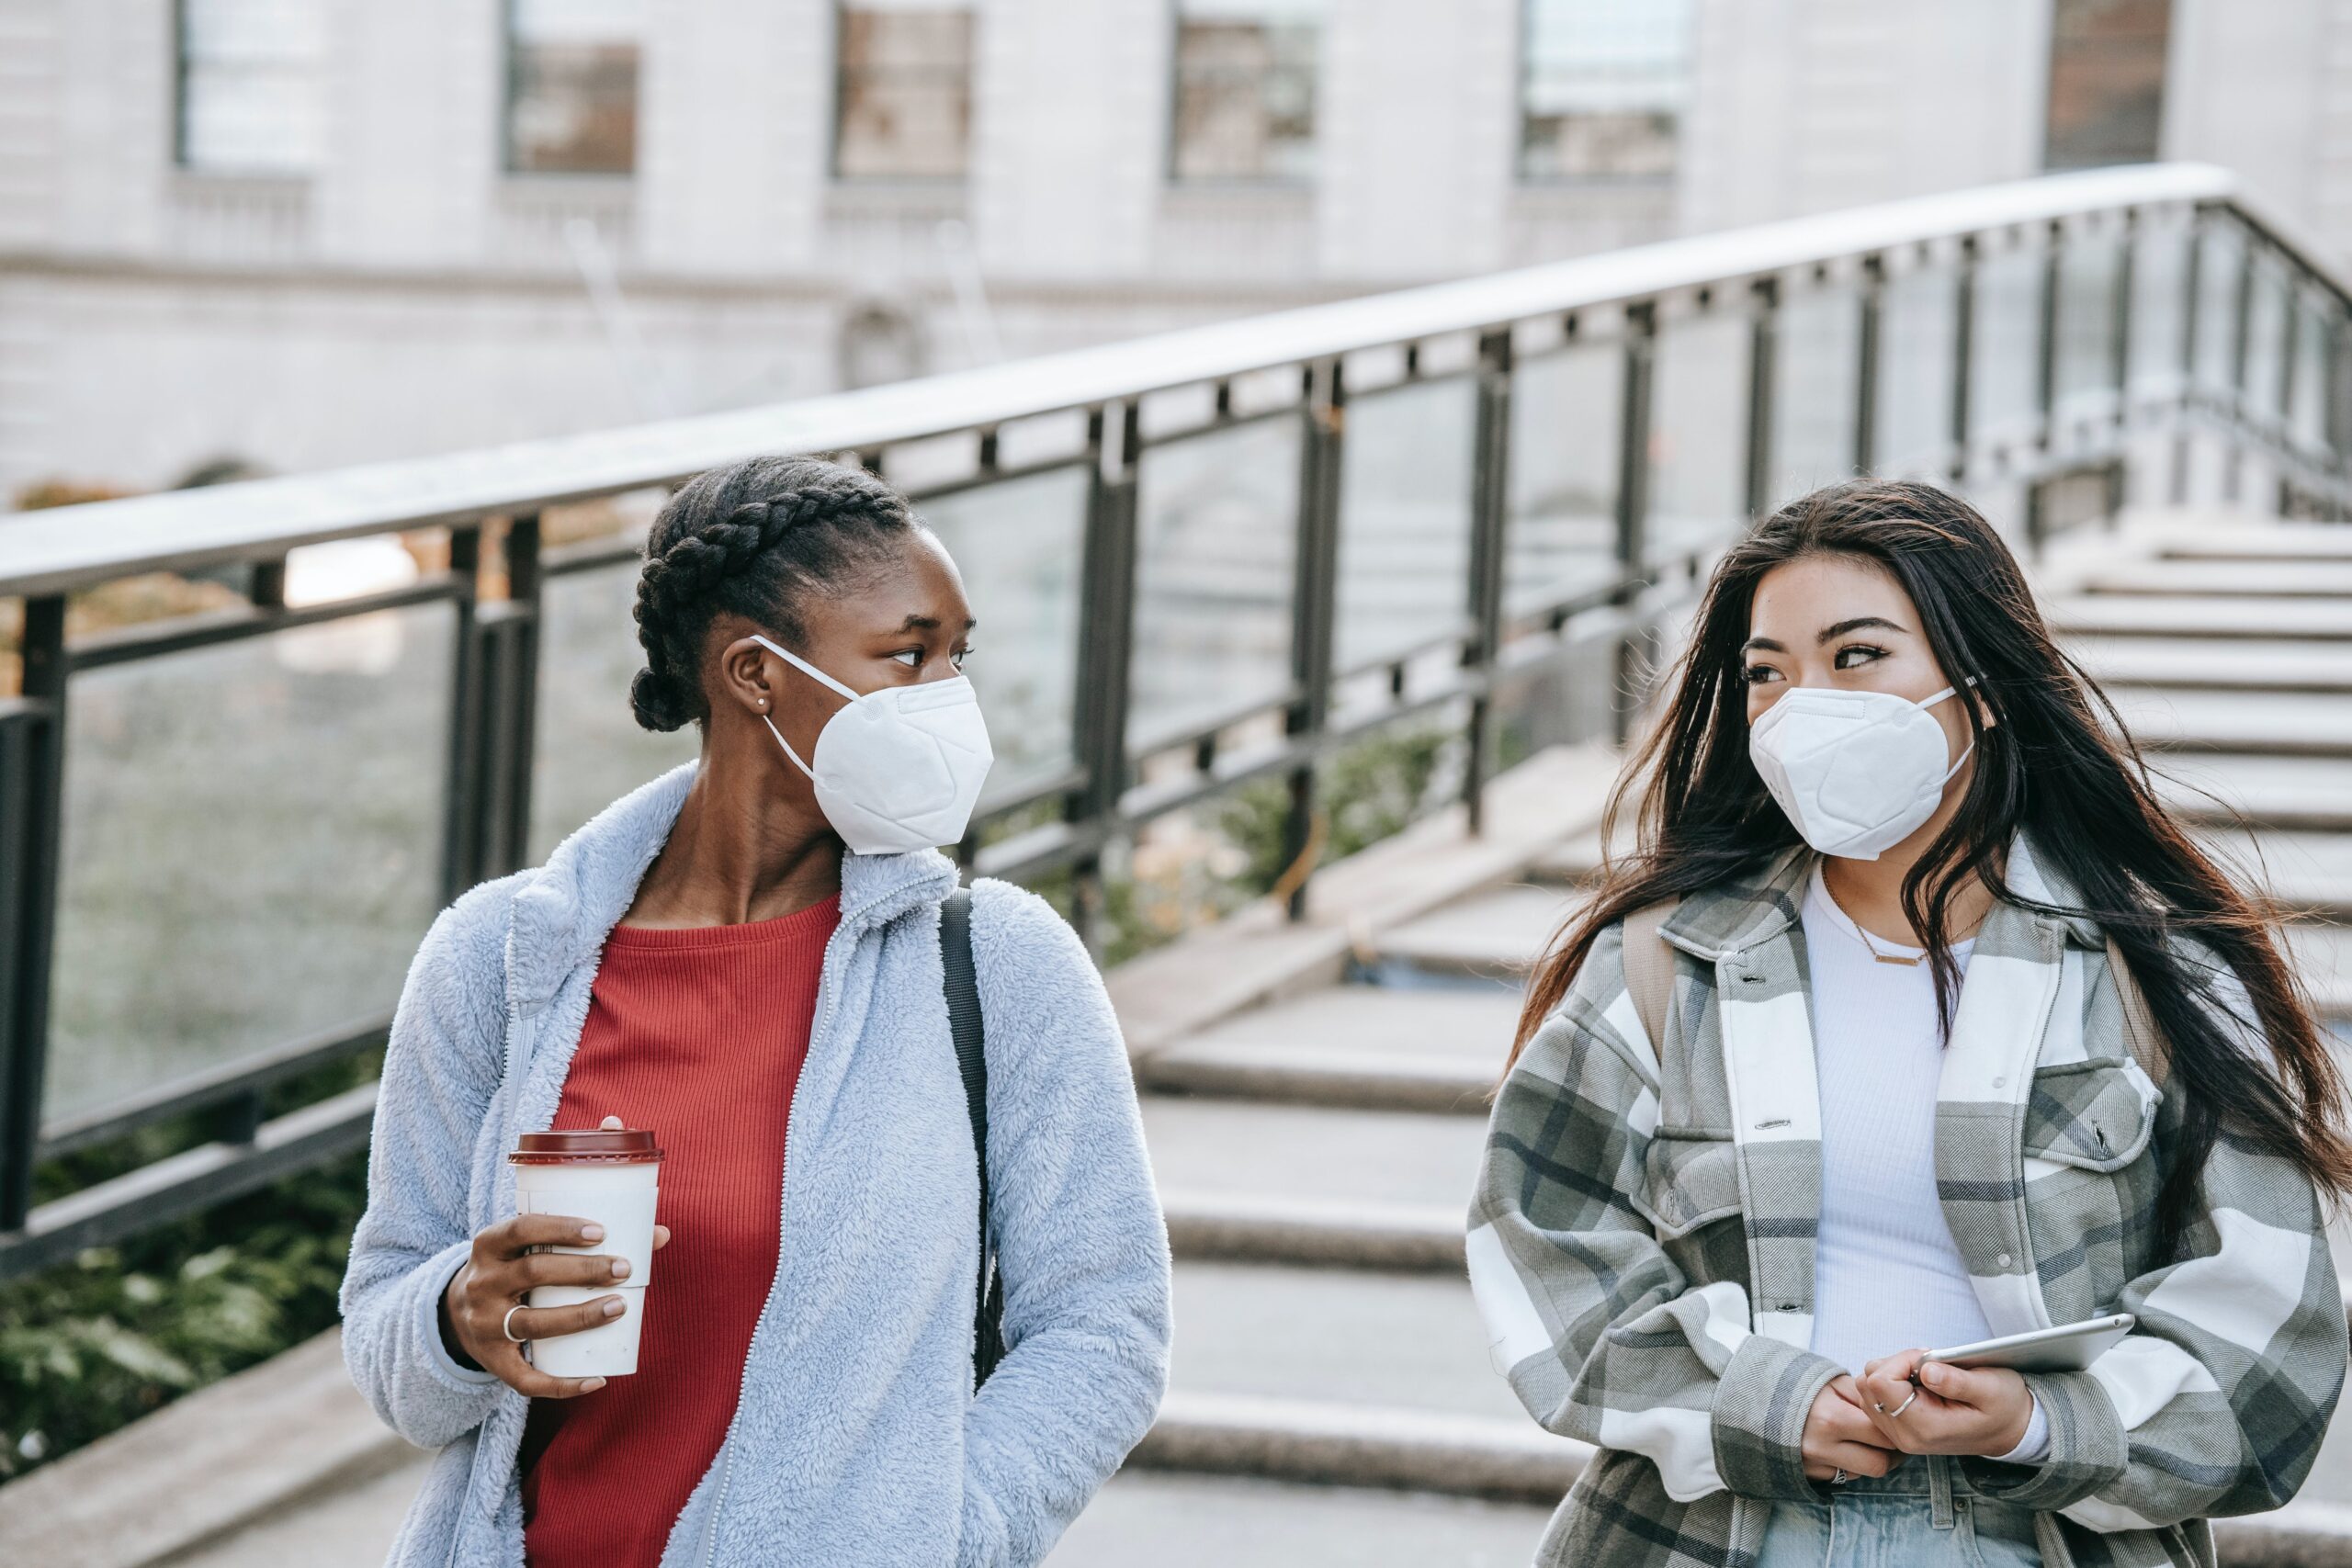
left=1830, top=1467, right=1849, bottom=1485
left=503, top=1302, right=529, bottom=1343
left=1880, top=1386, right=1919, bottom=1419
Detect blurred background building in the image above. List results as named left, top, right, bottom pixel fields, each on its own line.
left=0, top=0, right=2307, bottom=502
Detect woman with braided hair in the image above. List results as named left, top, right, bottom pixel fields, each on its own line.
left=340, top=454, right=1171, bottom=1567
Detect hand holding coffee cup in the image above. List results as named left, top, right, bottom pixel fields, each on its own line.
left=441, top=1116, right=668, bottom=1395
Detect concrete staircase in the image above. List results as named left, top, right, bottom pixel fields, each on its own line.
left=13, top=513, right=2352, bottom=1567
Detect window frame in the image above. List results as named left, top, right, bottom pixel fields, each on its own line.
left=1163, top=0, right=1323, bottom=187
left=171, top=0, right=328, bottom=178
left=500, top=0, right=644, bottom=179
left=1511, top=0, right=1691, bottom=187
left=827, top=0, right=978, bottom=184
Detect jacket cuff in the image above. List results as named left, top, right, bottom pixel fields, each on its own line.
left=1962, top=1370, right=2125, bottom=1509
left=1711, top=1334, right=1845, bottom=1501
left=414, top=1235, right=503, bottom=1390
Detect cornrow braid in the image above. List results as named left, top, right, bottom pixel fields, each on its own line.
left=628, top=455, right=916, bottom=733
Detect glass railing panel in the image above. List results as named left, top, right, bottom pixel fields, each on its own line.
left=1969, top=239, right=2046, bottom=449
left=2241, top=254, right=2290, bottom=423
left=2290, top=296, right=2331, bottom=453
left=2053, top=231, right=2123, bottom=420
left=2127, top=214, right=2191, bottom=402
left=1506, top=340, right=1622, bottom=619
left=1875, top=261, right=1958, bottom=477
left=1127, top=414, right=1304, bottom=747
left=1333, top=375, right=1477, bottom=673
left=530, top=559, right=701, bottom=863
left=47, top=597, right=456, bottom=1126
left=1646, top=310, right=1749, bottom=559
left=916, top=467, right=1090, bottom=795
left=2191, top=219, right=2245, bottom=398
left=1768, top=282, right=1860, bottom=509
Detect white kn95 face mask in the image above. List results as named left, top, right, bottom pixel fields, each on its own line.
left=1747, top=677, right=1980, bottom=860
left=750, top=632, right=993, bottom=857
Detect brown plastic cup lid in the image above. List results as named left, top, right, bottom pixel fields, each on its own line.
left=508, top=1128, right=664, bottom=1165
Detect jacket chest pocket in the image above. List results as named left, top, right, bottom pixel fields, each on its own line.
left=2019, top=1056, right=2158, bottom=1174
left=1634, top=1131, right=1744, bottom=1240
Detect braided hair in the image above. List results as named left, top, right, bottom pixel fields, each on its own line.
left=628, top=454, right=916, bottom=732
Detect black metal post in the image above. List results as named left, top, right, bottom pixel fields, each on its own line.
left=2226, top=226, right=2256, bottom=501
left=1950, top=237, right=1977, bottom=486
left=1855, top=254, right=1883, bottom=476
left=489, top=513, right=543, bottom=874
left=0, top=595, right=67, bottom=1234
left=2172, top=208, right=2206, bottom=503
left=1612, top=303, right=1657, bottom=745
left=1282, top=358, right=1345, bottom=920
left=1067, top=403, right=1139, bottom=955
left=439, top=525, right=487, bottom=903
left=1462, top=329, right=1513, bottom=836
left=1745, top=276, right=1780, bottom=519
left=2035, top=220, right=2064, bottom=455
left=2110, top=210, right=2137, bottom=423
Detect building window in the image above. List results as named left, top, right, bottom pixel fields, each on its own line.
left=833, top=2, right=976, bottom=179
left=506, top=0, right=643, bottom=175
left=1518, top=0, right=1691, bottom=181
left=175, top=0, right=329, bottom=175
left=1170, top=0, right=1321, bottom=183
left=2044, top=0, right=2170, bottom=170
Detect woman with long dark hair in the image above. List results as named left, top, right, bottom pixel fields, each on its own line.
left=1468, top=478, right=2350, bottom=1568
left=339, top=454, right=1170, bottom=1567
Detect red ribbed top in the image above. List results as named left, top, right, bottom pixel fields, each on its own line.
left=518, top=890, right=841, bottom=1568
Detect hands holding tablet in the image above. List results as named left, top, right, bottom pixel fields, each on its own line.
left=1803, top=1314, right=2134, bottom=1474
left=1854, top=1348, right=2035, bottom=1459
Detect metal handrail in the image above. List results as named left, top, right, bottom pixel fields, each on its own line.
left=0, top=163, right=2309, bottom=600
left=1, top=162, right=2344, bottom=1278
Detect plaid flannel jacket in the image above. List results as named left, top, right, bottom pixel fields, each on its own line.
left=1468, top=826, right=2346, bottom=1568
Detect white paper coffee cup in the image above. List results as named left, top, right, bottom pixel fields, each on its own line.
left=521, top=1284, right=646, bottom=1378
left=507, top=1127, right=663, bottom=1377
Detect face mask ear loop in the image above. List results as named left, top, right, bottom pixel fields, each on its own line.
left=760, top=711, right=820, bottom=782
left=1935, top=674, right=1984, bottom=784
left=749, top=633, right=862, bottom=703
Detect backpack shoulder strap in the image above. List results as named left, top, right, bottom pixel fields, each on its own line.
left=2104, top=933, right=2170, bottom=1087
left=939, top=886, right=1007, bottom=1387
left=1620, top=897, right=1680, bottom=1055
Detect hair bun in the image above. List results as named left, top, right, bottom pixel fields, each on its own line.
left=628, top=666, right=695, bottom=733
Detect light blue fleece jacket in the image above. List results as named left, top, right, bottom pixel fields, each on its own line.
left=337, top=759, right=1172, bottom=1568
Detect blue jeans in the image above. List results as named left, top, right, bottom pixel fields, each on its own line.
left=1756, top=1453, right=2042, bottom=1568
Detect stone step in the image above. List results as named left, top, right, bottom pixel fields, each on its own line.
left=2109, top=688, right=2352, bottom=759
left=2154, top=754, right=2352, bottom=833
left=1042, top=1470, right=1555, bottom=1568
left=2070, top=637, right=2352, bottom=695
left=1165, top=1190, right=1465, bottom=1270
left=1374, top=884, right=1586, bottom=977
left=2152, top=523, right=2352, bottom=562
left=161, top=1453, right=433, bottom=1568
left=2045, top=595, right=2352, bottom=642
left=1142, top=1098, right=1489, bottom=1215
left=1167, top=1261, right=1523, bottom=1426
left=2081, top=559, right=2352, bottom=599
left=1131, top=1391, right=1583, bottom=1507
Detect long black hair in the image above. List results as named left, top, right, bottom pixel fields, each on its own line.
left=628, top=454, right=917, bottom=732
left=1507, top=478, right=2352, bottom=1256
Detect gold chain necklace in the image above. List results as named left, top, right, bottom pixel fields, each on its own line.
left=1821, top=869, right=1928, bottom=967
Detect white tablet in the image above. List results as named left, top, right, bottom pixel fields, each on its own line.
left=1917, top=1313, right=2135, bottom=1374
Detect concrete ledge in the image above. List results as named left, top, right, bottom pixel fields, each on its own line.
left=2220, top=1501, right=2352, bottom=1567
left=1130, top=1390, right=1589, bottom=1506
left=0, top=1327, right=416, bottom=1568
left=1162, top=1190, right=1466, bottom=1271
left=1141, top=1043, right=1498, bottom=1116
left=1108, top=743, right=1620, bottom=1059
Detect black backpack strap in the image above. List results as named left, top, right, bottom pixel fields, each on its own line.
left=940, top=886, right=1007, bottom=1387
